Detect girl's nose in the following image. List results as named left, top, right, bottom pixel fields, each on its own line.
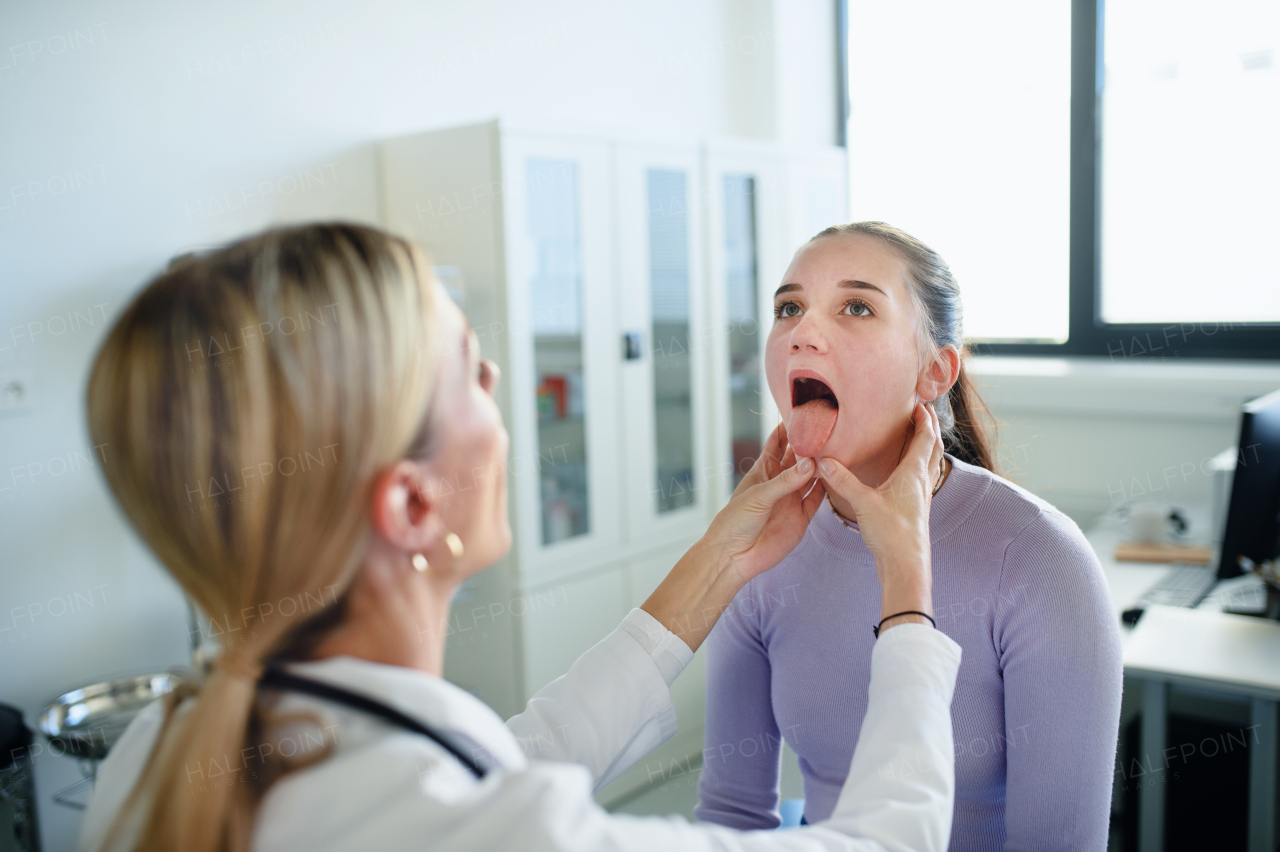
left=790, top=315, right=829, bottom=354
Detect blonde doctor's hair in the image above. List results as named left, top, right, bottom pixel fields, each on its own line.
left=86, top=223, right=441, bottom=852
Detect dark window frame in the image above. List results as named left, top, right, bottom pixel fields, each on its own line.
left=837, top=0, right=1280, bottom=361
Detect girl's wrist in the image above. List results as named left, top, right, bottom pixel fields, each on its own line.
left=876, top=611, right=935, bottom=635
left=877, top=555, right=930, bottom=591
left=880, top=599, right=933, bottom=622
left=879, top=574, right=932, bottom=622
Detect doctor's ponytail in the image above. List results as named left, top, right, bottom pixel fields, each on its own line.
left=85, top=223, right=442, bottom=852
left=809, top=221, right=999, bottom=473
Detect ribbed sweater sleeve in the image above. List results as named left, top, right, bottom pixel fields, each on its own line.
left=995, top=511, right=1123, bottom=851
left=694, top=583, right=785, bottom=830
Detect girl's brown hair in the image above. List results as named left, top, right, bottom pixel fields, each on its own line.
left=86, top=223, right=440, bottom=852
left=810, top=221, right=999, bottom=473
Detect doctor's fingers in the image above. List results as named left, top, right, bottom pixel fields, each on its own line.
left=883, top=403, right=939, bottom=485
left=929, top=404, right=944, bottom=479
left=740, top=455, right=816, bottom=514
left=915, top=403, right=943, bottom=483
left=814, top=456, right=872, bottom=512
left=874, top=404, right=941, bottom=504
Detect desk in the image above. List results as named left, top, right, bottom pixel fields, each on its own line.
left=1089, top=526, right=1280, bottom=852
left=1125, top=606, right=1280, bottom=852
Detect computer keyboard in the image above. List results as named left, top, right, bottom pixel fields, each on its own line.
left=1135, top=564, right=1218, bottom=608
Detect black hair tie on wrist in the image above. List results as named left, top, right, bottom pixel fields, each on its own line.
left=873, top=610, right=937, bottom=638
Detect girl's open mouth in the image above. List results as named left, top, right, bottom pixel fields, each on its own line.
left=789, top=375, right=839, bottom=457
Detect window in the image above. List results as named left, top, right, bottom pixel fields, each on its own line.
left=845, top=0, right=1072, bottom=343
left=1101, top=0, right=1280, bottom=326
left=841, top=0, right=1280, bottom=359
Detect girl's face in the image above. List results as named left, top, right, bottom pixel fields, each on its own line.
left=765, top=234, right=927, bottom=469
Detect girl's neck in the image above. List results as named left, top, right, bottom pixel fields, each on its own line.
left=828, top=453, right=949, bottom=526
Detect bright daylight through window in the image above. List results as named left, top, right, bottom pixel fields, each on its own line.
left=1102, top=0, right=1280, bottom=324
left=846, top=0, right=1072, bottom=342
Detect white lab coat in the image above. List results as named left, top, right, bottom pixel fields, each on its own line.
left=78, top=609, right=961, bottom=852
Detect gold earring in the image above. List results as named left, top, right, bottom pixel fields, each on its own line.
left=412, top=553, right=428, bottom=572
left=444, top=532, right=464, bottom=560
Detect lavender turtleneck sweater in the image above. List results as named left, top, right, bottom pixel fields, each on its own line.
left=695, top=453, right=1123, bottom=851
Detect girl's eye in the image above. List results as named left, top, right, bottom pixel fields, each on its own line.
left=843, top=298, right=874, bottom=318
left=774, top=300, right=802, bottom=319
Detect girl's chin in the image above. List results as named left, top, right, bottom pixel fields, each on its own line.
left=813, top=434, right=854, bottom=462
left=821, top=447, right=872, bottom=474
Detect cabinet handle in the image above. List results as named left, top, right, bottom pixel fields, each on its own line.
left=623, top=331, right=643, bottom=361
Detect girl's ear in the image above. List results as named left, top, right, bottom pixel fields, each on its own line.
left=916, top=344, right=961, bottom=402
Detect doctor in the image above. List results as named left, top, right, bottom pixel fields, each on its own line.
left=77, top=223, right=960, bottom=852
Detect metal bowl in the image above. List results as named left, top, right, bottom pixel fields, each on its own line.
left=38, top=672, right=193, bottom=761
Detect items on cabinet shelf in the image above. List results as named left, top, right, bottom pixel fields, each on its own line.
left=537, top=375, right=567, bottom=420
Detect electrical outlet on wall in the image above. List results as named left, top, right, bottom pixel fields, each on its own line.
left=0, top=371, right=33, bottom=414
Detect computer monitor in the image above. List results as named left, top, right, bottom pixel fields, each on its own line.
left=1217, top=387, right=1280, bottom=579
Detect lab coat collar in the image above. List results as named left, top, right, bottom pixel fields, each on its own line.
left=277, top=655, right=529, bottom=772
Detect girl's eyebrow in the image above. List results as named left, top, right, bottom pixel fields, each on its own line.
left=837, top=279, right=889, bottom=298
left=774, top=280, right=889, bottom=298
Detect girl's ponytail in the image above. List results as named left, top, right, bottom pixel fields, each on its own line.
left=943, top=356, right=998, bottom=473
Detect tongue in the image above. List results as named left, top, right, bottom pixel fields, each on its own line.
left=788, top=399, right=838, bottom=459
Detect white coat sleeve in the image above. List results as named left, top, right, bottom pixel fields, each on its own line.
left=421, top=623, right=963, bottom=852
left=505, top=608, right=692, bottom=790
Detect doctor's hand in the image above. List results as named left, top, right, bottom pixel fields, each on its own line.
left=717, top=421, right=828, bottom=584
left=642, top=422, right=825, bottom=652
left=817, top=403, right=943, bottom=632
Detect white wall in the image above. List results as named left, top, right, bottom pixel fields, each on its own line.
left=970, top=358, right=1280, bottom=532
left=0, top=1, right=838, bottom=849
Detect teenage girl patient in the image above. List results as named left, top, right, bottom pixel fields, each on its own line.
left=695, top=222, right=1123, bottom=850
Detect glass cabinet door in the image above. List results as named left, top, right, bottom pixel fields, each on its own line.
left=722, top=173, right=763, bottom=487
left=706, top=145, right=787, bottom=509
left=526, top=158, right=590, bottom=544
left=647, top=168, right=695, bottom=513
left=503, top=133, right=618, bottom=576
left=615, top=144, right=706, bottom=542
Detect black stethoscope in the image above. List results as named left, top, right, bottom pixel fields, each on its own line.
left=259, top=666, right=489, bottom=779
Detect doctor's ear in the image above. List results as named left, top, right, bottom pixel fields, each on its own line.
left=915, top=343, right=961, bottom=404
left=369, top=460, right=442, bottom=553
